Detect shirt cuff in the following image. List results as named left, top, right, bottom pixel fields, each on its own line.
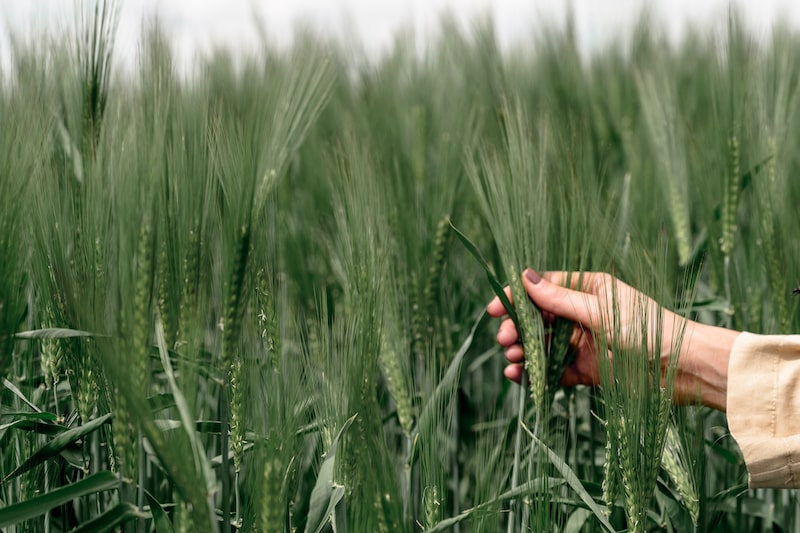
left=727, top=332, right=800, bottom=488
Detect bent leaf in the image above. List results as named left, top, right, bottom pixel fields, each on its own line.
left=2, top=413, right=112, bottom=483
left=450, top=220, right=519, bottom=329
left=305, top=414, right=356, bottom=533
left=145, top=491, right=176, bottom=533
left=0, top=470, right=118, bottom=528
left=70, top=503, right=146, bottom=533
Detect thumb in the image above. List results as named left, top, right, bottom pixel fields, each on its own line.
left=522, top=269, right=600, bottom=330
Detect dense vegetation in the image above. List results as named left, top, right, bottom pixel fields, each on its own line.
left=1, top=2, right=799, bottom=531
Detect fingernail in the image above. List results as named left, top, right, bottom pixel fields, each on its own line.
left=525, top=269, right=541, bottom=284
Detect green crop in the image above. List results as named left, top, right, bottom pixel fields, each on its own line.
left=1, top=2, right=799, bottom=532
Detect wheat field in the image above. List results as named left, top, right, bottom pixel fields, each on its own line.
left=1, top=2, right=799, bottom=532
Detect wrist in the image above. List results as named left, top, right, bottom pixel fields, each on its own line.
left=671, top=321, right=739, bottom=411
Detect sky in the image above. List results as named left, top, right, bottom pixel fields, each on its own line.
left=1, top=1, right=799, bottom=71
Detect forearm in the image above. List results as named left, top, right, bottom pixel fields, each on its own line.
left=672, top=321, right=739, bottom=411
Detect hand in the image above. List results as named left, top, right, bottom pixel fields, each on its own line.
left=487, top=269, right=738, bottom=411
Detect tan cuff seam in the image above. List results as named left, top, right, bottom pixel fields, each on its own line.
left=787, top=437, right=800, bottom=486
left=769, top=346, right=778, bottom=437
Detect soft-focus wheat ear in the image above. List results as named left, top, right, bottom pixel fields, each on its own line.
left=258, top=453, right=287, bottom=532
left=0, top=41, right=52, bottom=381
left=720, top=134, right=740, bottom=257
left=74, top=0, right=120, bottom=160
left=636, top=70, right=692, bottom=267
left=757, top=138, right=791, bottom=333
left=380, top=299, right=414, bottom=438
left=462, top=99, right=554, bottom=531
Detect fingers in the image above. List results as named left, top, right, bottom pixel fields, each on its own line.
left=487, top=286, right=514, bottom=317
left=492, top=269, right=614, bottom=388
left=488, top=271, right=612, bottom=317
left=522, top=269, right=602, bottom=330
left=505, top=344, right=524, bottom=363
left=539, top=271, right=611, bottom=293
left=504, top=363, right=524, bottom=383
left=496, top=318, right=518, bottom=346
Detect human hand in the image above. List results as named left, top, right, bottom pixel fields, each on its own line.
left=487, top=269, right=736, bottom=410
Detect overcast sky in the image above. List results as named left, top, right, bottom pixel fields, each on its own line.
left=1, top=1, right=799, bottom=70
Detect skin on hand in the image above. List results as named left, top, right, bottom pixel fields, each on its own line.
left=488, top=269, right=739, bottom=411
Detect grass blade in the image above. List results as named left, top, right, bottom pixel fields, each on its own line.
left=2, top=377, right=43, bottom=412
left=145, top=490, right=176, bottom=533
left=414, top=310, right=483, bottom=453
left=0, top=419, right=65, bottom=435
left=0, top=470, right=118, bottom=528
left=15, top=328, right=99, bottom=339
left=305, top=414, right=356, bottom=533
left=154, top=316, right=216, bottom=497
left=425, top=478, right=565, bottom=532
left=521, top=421, right=615, bottom=533
left=69, top=502, right=146, bottom=533
left=449, top=220, right=519, bottom=328
left=2, top=413, right=112, bottom=482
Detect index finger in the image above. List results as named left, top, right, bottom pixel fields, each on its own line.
left=488, top=271, right=613, bottom=317
left=541, top=271, right=610, bottom=295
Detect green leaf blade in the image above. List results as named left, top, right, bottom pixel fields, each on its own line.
left=0, top=471, right=118, bottom=528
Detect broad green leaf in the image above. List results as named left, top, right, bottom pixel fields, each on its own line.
left=564, top=508, right=593, bottom=533
left=319, top=485, right=346, bottom=533
left=69, top=503, right=146, bottom=533
left=0, top=470, right=118, bottom=528
left=304, top=415, right=356, bottom=533
left=332, top=487, right=347, bottom=533
left=449, top=220, right=519, bottom=329
left=522, top=422, right=615, bottom=533
left=2, top=413, right=112, bottom=483
left=0, top=418, right=65, bottom=435
left=145, top=490, right=176, bottom=533
left=1, top=411, right=57, bottom=420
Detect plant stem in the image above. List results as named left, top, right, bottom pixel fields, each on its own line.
left=220, top=387, right=231, bottom=533
left=508, top=369, right=527, bottom=533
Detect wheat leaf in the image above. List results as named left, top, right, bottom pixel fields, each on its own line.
left=449, top=220, right=519, bottom=329
left=15, top=328, right=99, bottom=339
left=414, top=310, right=483, bottom=454
left=305, top=414, right=356, bottom=533
left=154, top=316, right=215, bottom=498
left=2, top=413, right=112, bottom=483
left=2, top=378, right=42, bottom=412
left=145, top=490, right=176, bottom=533
left=522, top=421, right=616, bottom=533
left=0, top=470, right=118, bottom=528
left=69, top=502, right=146, bottom=533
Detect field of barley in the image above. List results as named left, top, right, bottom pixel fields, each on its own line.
left=1, top=2, right=800, bottom=532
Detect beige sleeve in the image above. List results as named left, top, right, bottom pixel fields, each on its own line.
left=727, top=332, right=800, bottom=488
